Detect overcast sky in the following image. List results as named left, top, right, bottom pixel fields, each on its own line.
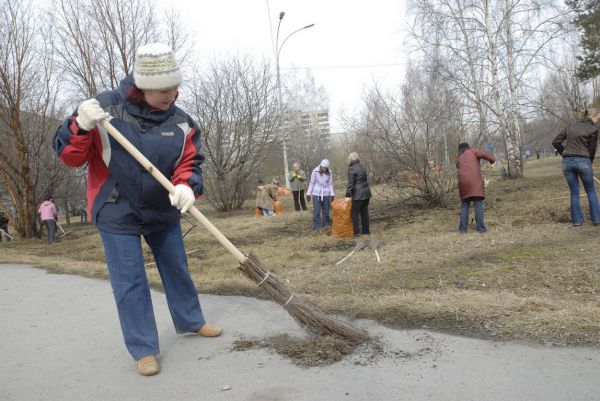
left=165, top=0, right=408, bottom=132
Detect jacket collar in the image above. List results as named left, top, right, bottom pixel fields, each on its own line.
left=118, top=74, right=176, bottom=124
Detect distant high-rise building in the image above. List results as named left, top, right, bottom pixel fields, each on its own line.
left=283, top=108, right=330, bottom=137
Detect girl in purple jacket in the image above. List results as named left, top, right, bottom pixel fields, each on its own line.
left=306, top=159, right=335, bottom=229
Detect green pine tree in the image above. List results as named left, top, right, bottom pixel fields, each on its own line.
left=569, top=0, right=600, bottom=80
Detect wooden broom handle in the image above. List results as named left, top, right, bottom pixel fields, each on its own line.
left=99, top=119, right=247, bottom=263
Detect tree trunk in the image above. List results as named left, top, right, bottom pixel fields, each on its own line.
left=483, top=0, right=521, bottom=178
left=65, top=199, right=71, bottom=225
left=455, top=0, right=490, bottom=146
left=505, top=0, right=523, bottom=177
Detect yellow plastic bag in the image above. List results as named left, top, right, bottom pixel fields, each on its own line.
left=331, top=199, right=353, bottom=237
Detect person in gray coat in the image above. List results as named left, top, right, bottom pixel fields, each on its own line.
left=256, top=178, right=278, bottom=216
left=345, top=152, right=372, bottom=236
left=289, top=162, right=307, bottom=211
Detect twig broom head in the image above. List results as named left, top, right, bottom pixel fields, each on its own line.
left=238, top=253, right=368, bottom=343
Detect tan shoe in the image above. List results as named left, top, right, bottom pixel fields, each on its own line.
left=196, top=323, right=222, bottom=337
left=136, top=355, right=160, bottom=376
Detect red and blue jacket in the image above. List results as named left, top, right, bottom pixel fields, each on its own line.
left=53, top=75, right=204, bottom=235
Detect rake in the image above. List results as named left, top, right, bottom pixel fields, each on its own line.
left=181, top=213, right=198, bottom=239
left=100, top=120, right=367, bottom=342
left=146, top=249, right=201, bottom=267
left=56, top=221, right=71, bottom=238
left=335, top=238, right=368, bottom=266
left=369, top=236, right=382, bottom=263
left=0, top=228, right=14, bottom=241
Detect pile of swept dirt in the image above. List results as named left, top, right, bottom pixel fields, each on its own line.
left=232, top=335, right=354, bottom=367
left=231, top=334, right=428, bottom=367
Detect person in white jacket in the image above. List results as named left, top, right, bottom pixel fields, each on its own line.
left=306, top=159, right=335, bottom=229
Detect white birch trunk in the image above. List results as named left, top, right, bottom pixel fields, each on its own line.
left=483, top=0, right=517, bottom=177
left=504, top=0, right=523, bottom=177
left=454, top=0, right=489, bottom=144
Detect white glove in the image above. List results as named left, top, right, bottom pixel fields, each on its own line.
left=169, top=184, right=195, bottom=213
left=76, top=99, right=109, bottom=131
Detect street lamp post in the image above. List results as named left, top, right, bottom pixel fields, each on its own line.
left=275, top=11, right=314, bottom=188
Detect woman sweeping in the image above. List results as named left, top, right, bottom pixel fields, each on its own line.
left=53, top=43, right=221, bottom=376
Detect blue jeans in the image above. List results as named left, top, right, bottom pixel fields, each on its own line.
left=99, top=223, right=206, bottom=360
left=43, top=220, right=56, bottom=243
left=459, top=197, right=486, bottom=233
left=562, top=156, right=600, bottom=225
left=312, top=196, right=331, bottom=229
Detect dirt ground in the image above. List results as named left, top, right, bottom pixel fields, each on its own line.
left=2, top=156, right=599, bottom=347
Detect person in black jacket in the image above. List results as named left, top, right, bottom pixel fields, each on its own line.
left=552, top=108, right=600, bottom=226
left=345, top=152, right=372, bottom=236
left=0, top=211, right=9, bottom=243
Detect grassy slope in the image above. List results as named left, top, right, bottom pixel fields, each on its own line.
left=2, top=156, right=599, bottom=346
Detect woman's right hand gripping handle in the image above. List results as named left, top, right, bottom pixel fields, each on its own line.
left=76, top=99, right=109, bottom=131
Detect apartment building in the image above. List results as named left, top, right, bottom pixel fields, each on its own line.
left=282, top=108, right=330, bottom=136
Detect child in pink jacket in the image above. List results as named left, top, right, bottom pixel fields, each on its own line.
left=38, top=197, right=58, bottom=243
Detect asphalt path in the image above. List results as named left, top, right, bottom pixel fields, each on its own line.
left=1, top=264, right=598, bottom=401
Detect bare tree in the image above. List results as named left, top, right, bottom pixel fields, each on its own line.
left=345, top=65, right=464, bottom=207
left=536, top=56, right=587, bottom=123
left=0, top=0, right=64, bottom=237
left=184, top=56, right=281, bottom=211
left=408, top=0, right=571, bottom=178
left=408, top=0, right=493, bottom=150
left=523, top=49, right=597, bottom=155
left=162, top=8, right=194, bottom=71
left=50, top=0, right=188, bottom=100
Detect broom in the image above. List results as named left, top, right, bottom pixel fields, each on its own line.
left=99, top=120, right=368, bottom=343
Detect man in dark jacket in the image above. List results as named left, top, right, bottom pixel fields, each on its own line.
left=345, top=152, right=372, bottom=236
left=552, top=108, right=600, bottom=226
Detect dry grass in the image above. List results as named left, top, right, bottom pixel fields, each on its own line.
left=2, top=156, right=600, bottom=346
